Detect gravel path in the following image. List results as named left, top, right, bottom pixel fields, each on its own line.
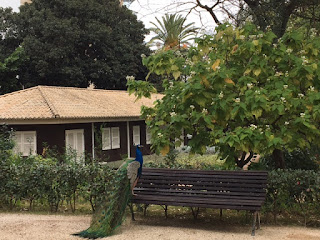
left=0, top=213, right=320, bottom=240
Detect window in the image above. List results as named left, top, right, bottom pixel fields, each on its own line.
left=133, top=125, right=140, bottom=145
left=65, top=129, right=84, bottom=160
left=146, top=127, right=151, bottom=145
left=102, top=127, right=120, bottom=150
left=13, top=131, right=37, bottom=156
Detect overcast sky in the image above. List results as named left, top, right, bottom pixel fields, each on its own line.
left=0, top=0, right=20, bottom=11
left=0, top=0, right=221, bottom=29
left=0, top=0, right=235, bottom=43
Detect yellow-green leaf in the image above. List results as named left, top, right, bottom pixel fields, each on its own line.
left=231, top=44, right=238, bottom=54
left=212, top=59, right=221, bottom=71
left=253, top=40, right=259, bottom=46
left=252, top=109, right=262, bottom=118
left=244, top=69, right=251, bottom=75
left=160, top=145, right=170, bottom=156
left=253, top=68, right=261, bottom=76
left=201, top=76, right=210, bottom=88
left=171, top=65, right=179, bottom=71
left=172, top=71, right=181, bottom=80
left=224, top=78, right=235, bottom=85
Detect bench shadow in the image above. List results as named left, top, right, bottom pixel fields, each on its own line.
left=129, top=210, right=254, bottom=235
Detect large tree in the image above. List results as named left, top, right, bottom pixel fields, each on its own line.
left=195, top=0, right=320, bottom=38
left=1, top=0, right=149, bottom=90
left=128, top=23, right=320, bottom=168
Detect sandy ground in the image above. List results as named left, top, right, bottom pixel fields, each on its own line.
left=0, top=213, right=320, bottom=240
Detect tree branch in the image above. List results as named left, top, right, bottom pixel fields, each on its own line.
left=196, top=0, right=222, bottom=25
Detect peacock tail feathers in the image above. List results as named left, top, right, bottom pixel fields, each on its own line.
left=74, top=160, right=134, bottom=239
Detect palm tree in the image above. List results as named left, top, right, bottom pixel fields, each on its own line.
left=149, top=14, right=199, bottom=49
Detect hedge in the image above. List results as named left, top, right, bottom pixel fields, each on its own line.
left=0, top=154, right=319, bottom=226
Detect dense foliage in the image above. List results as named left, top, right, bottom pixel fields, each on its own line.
left=0, top=0, right=149, bottom=93
left=0, top=153, right=115, bottom=212
left=1, top=153, right=318, bottom=226
left=128, top=22, right=320, bottom=168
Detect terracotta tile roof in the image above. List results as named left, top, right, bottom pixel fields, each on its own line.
left=0, top=86, right=162, bottom=121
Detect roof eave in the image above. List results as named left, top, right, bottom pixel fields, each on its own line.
left=0, top=116, right=144, bottom=125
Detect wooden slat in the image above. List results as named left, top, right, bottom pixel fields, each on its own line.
left=137, top=179, right=267, bottom=188
left=136, top=183, right=266, bottom=194
left=134, top=189, right=266, bottom=200
left=135, top=188, right=267, bottom=198
left=143, top=168, right=268, bottom=176
left=132, top=199, right=262, bottom=211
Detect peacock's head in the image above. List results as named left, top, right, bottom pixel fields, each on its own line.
left=136, top=144, right=143, bottom=149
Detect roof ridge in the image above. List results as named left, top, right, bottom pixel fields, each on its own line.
left=37, top=86, right=60, bottom=118
left=38, top=85, right=129, bottom=92
left=0, top=86, right=39, bottom=99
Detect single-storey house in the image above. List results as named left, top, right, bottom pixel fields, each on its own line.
left=0, top=86, right=162, bottom=162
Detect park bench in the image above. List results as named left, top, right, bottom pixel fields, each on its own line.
left=130, top=168, right=268, bottom=236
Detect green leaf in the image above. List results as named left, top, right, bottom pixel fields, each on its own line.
left=172, top=71, right=181, bottom=80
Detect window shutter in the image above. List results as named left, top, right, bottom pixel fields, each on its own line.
left=146, top=127, right=151, bottom=145
left=13, top=132, right=22, bottom=155
left=13, top=131, right=36, bottom=156
left=23, top=133, right=36, bottom=156
left=66, top=132, right=74, bottom=150
left=65, top=129, right=84, bottom=162
left=102, top=128, right=111, bottom=150
left=133, top=125, right=140, bottom=145
left=111, top=127, right=120, bottom=149
left=77, top=132, right=84, bottom=153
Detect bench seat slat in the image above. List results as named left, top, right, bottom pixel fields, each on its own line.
left=133, top=199, right=261, bottom=211
left=133, top=194, right=264, bottom=205
left=135, top=187, right=267, bottom=197
left=139, top=176, right=267, bottom=184
left=143, top=168, right=268, bottom=176
left=134, top=189, right=266, bottom=201
left=141, top=173, right=268, bottom=180
left=137, top=180, right=267, bottom=188
left=136, top=183, right=266, bottom=194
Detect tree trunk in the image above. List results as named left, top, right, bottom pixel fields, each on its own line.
left=272, top=149, right=285, bottom=169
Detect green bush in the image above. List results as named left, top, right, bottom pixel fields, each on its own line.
left=0, top=152, right=114, bottom=212
left=260, top=148, right=320, bottom=171
left=265, top=169, right=320, bottom=226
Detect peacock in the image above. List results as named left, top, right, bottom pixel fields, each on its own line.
left=74, top=145, right=143, bottom=239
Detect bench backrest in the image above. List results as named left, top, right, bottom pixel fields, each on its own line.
left=133, top=168, right=268, bottom=210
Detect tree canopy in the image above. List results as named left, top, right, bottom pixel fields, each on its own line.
left=128, top=23, right=320, bottom=168
left=0, top=0, right=149, bottom=92
left=195, top=0, right=320, bottom=38
left=149, top=13, right=198, bottom=50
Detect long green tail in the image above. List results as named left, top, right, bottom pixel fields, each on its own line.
left=74, top=161, right=132, bottom=239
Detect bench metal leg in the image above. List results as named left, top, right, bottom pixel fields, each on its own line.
left=143, top=204, right=149, bottom=216
left=160, top=205, right=168, bottom=218
left=128, top=203, right=135, bottom=221
left=257, top=211, right=261, bottom=230
left=251, top=211, right=258, bottom=236
left=164, top=205, right=168, bottom=218
left=220, top=209, right=223, bottom=220
left=191, top=207, right=200, bottom=219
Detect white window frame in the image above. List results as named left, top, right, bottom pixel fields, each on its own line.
left=146, top=127, right=151, bottom=145
left=133, top=125, right=140, bottom=146
left=102, top=128, right=111, bottom=150
left=13, top=131, right=37, bottom=156
left=65, top=129, right=85, bottom=161
left=102, top=127, right=120, bottom=150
